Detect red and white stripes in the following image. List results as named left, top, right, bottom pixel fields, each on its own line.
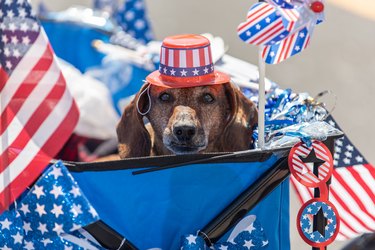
left=159, top=45, right=212, bottom=69
left=291, top=163, right=375, bottom=240
left=0, top=30, right=79, bottom=211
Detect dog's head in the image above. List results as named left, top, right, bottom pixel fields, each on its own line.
left=117, top=82, right=258, bottom=158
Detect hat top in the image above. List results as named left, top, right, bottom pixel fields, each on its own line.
left=162, top=34, right=210, bottom=49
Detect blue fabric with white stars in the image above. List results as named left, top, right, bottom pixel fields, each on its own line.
left=299, top=201, right=337, bottom=244
left=181, top=215, right=268, bottom=250
left=0, top=161, right=102, bottom=249
left=115, top=0, right=154, bottom=44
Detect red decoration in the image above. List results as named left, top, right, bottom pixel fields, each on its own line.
left=310, top=1, right=324, bottom=13
left=288, top=141, right=334, bottom=188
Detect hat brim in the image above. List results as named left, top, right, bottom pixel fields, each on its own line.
left=146, top=70, right=231, bottom=88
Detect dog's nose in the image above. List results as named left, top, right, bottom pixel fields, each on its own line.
left=173, top=125, right=196, bottom=142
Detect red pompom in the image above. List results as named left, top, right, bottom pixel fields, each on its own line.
left=310, top=1, right=324, bottom=13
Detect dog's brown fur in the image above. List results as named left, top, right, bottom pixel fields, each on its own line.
left=117, top=82, right=258, bottom=158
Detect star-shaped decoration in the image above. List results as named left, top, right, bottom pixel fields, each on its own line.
left=192, top=68, right=199, bottom=75
left=70, top=186, right=81, bottom=198
left=5, top=61, right=12, bottom=70
left=294, top=46, right=300, bottom=51
left=18, top=8, right=27, bottom=18
left=13, top=49, right=21, bottom=58
left=22, top=36, right=30, bottom=45
left=50, top=166, right=63, bottom=179
left=203, top=67, right=209, bottom=74
left=262, top=240, right=269, bottom=247
left=19, top=203, right=30, bottom=215
left=11, top=36, right=18, bottom=44
left=31, top=22, right=39, bottom=31
left=343, top=158, right=351, bottom=164
left=35, top=203, right=47, bottom=217
left=170, top=69, right=176, bottom=76
left=346, top=145, right=354, bottom=151
left=180, top=69, right=187, bottom=76
left=344, top=151, right=352, bottom=158
left=219, top=245, right=228, bottom=250
left=265, top=17, right=271, bottom=23
left=12, top=232, right=23, bottom=244
left=2, top=35, right=8, bottom=43
left=23, top=222, right=32, bottom=234
left=4, top=47, right=10, bottom=56
left=255, top=24, right=261, bottom=30
left=246, top=31, right=251, bottom=36
left=50, top=185, right=64, bottom=199
left=299, top=32, right=305, bottom=38
left=186, top=234, right=197, bottom=244
left=53, top=223, right=64, bottom=235
left=313, top=206, right=327, bottom=237
left=70, top=204, right=83, bottom=216
left=24, top=241, right=34, bottom=250
left=32, top=185, right=45, bottom=199
left=270, top=51, right=275, bottom=57
left=1, top=218, right=12, bottom=230
left=298, top=148, right=325, bottom=178
left=37, top=222, right=48, bottom=234
left=355, top=155, right=363, bottom=162
left=163, top=67, right=167, bottom=74
left=243, top=239, right=255, bottom=249
left=51, top=204, right=64, bottom=218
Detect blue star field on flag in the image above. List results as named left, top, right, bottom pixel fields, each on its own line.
left=181, top=215, right=269, bottom=250
left=115, top=0, right=154, bottom=44
left=0, top=0, right=40, bottom=74
left=325, top=116, right=367, bottom=168
left=0, top=161, right=102, bottom=249
left=299, top=200, right=338, bottom=244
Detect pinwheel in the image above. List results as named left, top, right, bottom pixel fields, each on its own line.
left=237, top=0, right=325, bottom=64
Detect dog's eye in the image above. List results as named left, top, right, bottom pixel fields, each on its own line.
left=159, top=93, right=172, bottom=102
left=203, top=93, right=215, bottom=104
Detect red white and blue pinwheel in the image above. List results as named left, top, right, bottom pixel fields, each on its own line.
left=237, top=0, right=325, bottom=64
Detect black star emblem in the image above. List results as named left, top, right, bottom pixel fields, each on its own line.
left=313, top=206, right=327, bottom=237
left=299, top=148, right=325, bottom=178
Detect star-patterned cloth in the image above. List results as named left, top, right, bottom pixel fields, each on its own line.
left=115, top=0, right=154, bottom=44
left=0, top=161, right=103, bottom=249
left=181, top=215, right=268, bottom=250
left=299, top=201, right=338, bottom=244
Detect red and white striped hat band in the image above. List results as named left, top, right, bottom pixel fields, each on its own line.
left=159, top=45, right=214, bottom=77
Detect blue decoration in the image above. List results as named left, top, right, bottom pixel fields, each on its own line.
left=115, top=0, right=154, bottom=44
left=181, top=215, right=268, bottom=250
left=299, top=200, right=338, bottom=245
left=0, top=161, right=101, bottom=249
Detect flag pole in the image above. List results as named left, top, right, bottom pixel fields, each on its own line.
left=258, top=46, right=266, bottom=149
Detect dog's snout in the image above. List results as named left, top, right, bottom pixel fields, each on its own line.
left=173, top=125, right=196, bottom=142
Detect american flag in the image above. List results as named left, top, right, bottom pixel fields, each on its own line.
left=0, top=0, right=79, bottom=212
left=291, top=116, right=375, bottom=240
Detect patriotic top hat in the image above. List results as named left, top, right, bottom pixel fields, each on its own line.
left=146, top=34, right=230, bottom=88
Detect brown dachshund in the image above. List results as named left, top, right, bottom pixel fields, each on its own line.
left=116, top=82, right=258, bottom=158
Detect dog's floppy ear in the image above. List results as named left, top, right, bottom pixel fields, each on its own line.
left=222, top=82, right=258, bottom=151
left=117, top=83, right=151, bottom=158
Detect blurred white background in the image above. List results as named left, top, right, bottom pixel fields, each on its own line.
left=31, top=0, right=375, bottom=249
